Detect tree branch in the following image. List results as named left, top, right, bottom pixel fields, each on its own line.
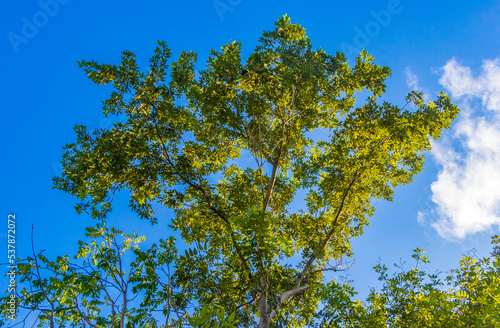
left=294, top=170, right=359, bottom=290
left=268, top=285, right=308, bottom=319
left=150, top=105, right=254, bottom=284
left=294, top=133, right=392, bottom=290
left=31, top=225, right=55, bottom=328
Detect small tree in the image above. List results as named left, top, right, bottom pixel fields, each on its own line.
left=1, top=15, right=459, bottom=327
left=313, top=236, right=500, bottom=327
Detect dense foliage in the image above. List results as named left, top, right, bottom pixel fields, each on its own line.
left=313, top=236, right=500, bottom=327
left=1, top=16, right=467, bottom=327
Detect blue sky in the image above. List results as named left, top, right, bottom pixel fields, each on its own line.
left=2, top=0, right=500, bottom=309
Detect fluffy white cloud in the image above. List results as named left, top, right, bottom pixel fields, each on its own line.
left=428, top=58, right=500, bottom=239
left=439, top=58, right=500, bottom=112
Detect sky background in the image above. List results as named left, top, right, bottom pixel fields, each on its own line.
left=2, top=0, right=500, bottom=314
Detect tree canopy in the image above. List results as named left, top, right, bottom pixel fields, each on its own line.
left=1, top=15, right=478, bottom=328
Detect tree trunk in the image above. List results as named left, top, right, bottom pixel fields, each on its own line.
left=258, top=316, right=271, bottom=328
left=258, top=282, right=272, bottom=328
left=258, top=297, right=271, bottom=328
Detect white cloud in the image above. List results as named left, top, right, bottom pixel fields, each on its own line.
left=439, top=58, right=500, bottom=112
left=429, top=58, right=500, bottom=239
left=405, top=66, right=430, bottom=101
left=405, top=66, right=420, bottom=90
left=417, top=211, right=426, bottom=225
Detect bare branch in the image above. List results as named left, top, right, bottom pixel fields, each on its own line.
left=31, top=225, right=55, bottom=328
left=268, top=285, right=308, bottom=320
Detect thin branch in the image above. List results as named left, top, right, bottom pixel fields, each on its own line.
left=34, top=306, right=78, bottom=313
left=165, top=312, right=188, bottom=327
left=294, top=133, right=392, bottom=290
left=74, top=296, right=97, bottom=328
left=268, top=285, right=308, bottom=319
left=294, top=171, right=358, bottom=290
left=31, top=225, right=55, bottom=328
left=235, top=297, right=256, bottom=310
left=310, top=259, right=355, bottom=274
left=150, top=103, right=255, bottom=284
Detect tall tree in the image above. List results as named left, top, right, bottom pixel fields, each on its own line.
left=1, top=15, right=459, bottom=327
